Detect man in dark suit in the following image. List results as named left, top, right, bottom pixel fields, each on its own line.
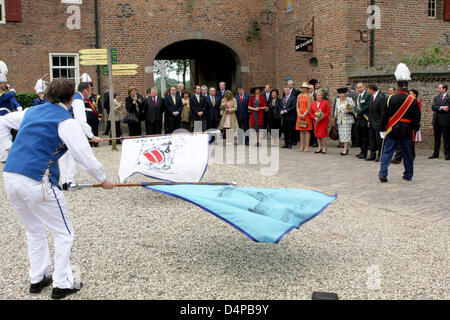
left=429, top=84, right=450, bottom=160
left=102, top=89, right=111, bottom=135
left=177, top=83, right=185, bottom=100
left=190, top=85, right=208, bottom=132
left=144, top=88, right=165, bottom=135
left=206, top=87, right=220, bottom=130
left=217, top=82, right=226, bottom=100
left=367, top=84, right=386, bottom=162
left=280, top=86, right=297, bottom=149
left=284, top=80, right=300, bottom=145
left=235, top=85, right=251, bottom=145
left=355, top=83, right=371, bottom=159
left=165, top=86, right=182, bottom=134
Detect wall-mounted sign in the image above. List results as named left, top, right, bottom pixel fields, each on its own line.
left=295, top=36, right=313, bottom=52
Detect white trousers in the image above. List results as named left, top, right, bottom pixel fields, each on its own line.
left=3, top=172, right=75, bottom=288
left=59, top=151, right=77, bottom=184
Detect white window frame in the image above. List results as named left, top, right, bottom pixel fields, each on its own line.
left=49, top=53, right=80, bottom=87
left=428, top=0, right=436, bottom=18
left=0, top=0, right=6, bottom=24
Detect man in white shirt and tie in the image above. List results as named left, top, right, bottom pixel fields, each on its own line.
left=190, top=85, right=207, bottom=132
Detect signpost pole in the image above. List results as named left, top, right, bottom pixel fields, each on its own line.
left=107, top=48, right=117, bottom=151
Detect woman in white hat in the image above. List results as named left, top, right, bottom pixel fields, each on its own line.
left=296, top=82, right=314, bottom=152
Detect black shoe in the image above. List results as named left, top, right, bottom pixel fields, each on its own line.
left=288, top=145, right=292, bottom=149
left=402, top=176, right=412, bottom=181
left=29, top=276, right=52, bottom=294
left=428, top=154, right=439, bottom=159
left=356, top=153, right=366, bottom=159
left=282, top=145, right=289, bottom=149
left=341, top=151, right=349, bottom=156
left=379, top=176, right=388, bottom=183
left=446, top=156, right=450, bottom=161
left=365, top=154, right=376, bottom=161
left=293, top=142, right=297, bottom=146
left=103, top=132, right=109, bottom=136
left=315, top=150, right=322, bottom=154
left=62, top=183, right=68, bottom=191
left=51, top=283, right=83, bottom=300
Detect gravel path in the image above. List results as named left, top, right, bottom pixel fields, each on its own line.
left=0, top=145, right=448, bottom=300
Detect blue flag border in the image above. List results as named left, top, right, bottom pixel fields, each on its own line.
left=144, top=185, right=338, bottom=243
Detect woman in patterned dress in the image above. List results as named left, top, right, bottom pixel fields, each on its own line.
left=334, top=87, right=355, bottom=156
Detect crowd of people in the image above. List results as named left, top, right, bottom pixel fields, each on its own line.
left=97, top=79, right=448, bottom=165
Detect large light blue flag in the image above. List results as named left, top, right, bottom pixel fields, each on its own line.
left=145, top=185, right=337, bottom=243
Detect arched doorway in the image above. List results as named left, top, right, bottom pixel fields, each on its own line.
left=145, top=32, right=249, bottom=93
left=155, top=40, right=239, bottom=91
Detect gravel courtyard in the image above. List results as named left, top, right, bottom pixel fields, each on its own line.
left=0, top=144, right=448, bottom=300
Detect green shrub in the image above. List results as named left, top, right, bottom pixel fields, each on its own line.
left=15, top=92, right=39, bottom=109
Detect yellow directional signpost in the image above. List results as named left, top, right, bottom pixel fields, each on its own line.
left=78, top=48, right=139, bottom=150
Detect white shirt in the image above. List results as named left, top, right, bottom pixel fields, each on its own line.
left=0, top=107, right=106, bottom=182
left=372, top=91, right=379, bottom=101
left=72, top=92, right=94, bottom=139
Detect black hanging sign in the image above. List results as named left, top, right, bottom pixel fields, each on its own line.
left=295, top=36, right=313, bottom=52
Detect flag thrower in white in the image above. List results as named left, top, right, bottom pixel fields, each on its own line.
left=118, top=133, right=210, bottom=183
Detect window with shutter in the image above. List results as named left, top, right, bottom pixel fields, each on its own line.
left=5, top=0, right=21, bottom=22
left=445, top=0, right=450, bottom=21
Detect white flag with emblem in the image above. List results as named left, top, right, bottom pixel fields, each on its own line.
left=118, top=134, right=209, bottom=183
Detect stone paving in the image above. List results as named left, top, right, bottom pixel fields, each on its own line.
left=232, top=139, right=450, bottom=225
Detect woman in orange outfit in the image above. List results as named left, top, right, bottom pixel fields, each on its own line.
left=296, top=82, right=314, bottom=152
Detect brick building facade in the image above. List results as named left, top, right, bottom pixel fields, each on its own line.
left=1, top=0, right=449, bottom=138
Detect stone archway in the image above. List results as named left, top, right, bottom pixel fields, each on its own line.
left=144, top=31, right=249, bottom=92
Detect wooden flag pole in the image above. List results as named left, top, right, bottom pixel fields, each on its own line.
left=69, top=181, right=237, bottom=191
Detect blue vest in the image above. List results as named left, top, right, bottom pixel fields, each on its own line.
left=4, top=103, right=73, bottom=188
left=33, top=98, right=47, bottom=106
left=0, top=90, right=16, bottom=116
left=69, top=92, right=83, bottom=117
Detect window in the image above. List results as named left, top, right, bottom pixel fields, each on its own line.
left=428, top=0, right=436, bottom=18
left=49, top=54, right=79, bottom=87
left=0, top=0, right=5, bottom=24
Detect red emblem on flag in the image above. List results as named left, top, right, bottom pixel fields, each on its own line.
left=144, top=150, right=164, bottom=163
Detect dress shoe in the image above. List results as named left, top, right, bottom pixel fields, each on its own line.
left=375, top=156, right=380, bottom=163
left=391, top=159, right=401, bottom=164
left=428, top=154, right=439, bottom=159
left=288, top=145, right=292, bottom=149
left=282, top=145, right=289, bottom=149
left=379, top=176, right=388, bottom=183
left=340, top=151, right=349, bottom=156
left=402, top=176, right=412, bottom=181
left=446, top=156, right=450, bottom=161
left=356, top=153, right=366, bottom=159
left=62, top=183, right=68, bottom=191
left=29, top=276, right=52, bottom=294
left=51, top=282, right=83, bottom=300
left=315, top=150, right=322, bottom=154
left=365, top=154, right=376, bottom=161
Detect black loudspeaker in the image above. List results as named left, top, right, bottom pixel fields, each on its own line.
left=311, top=292, right=339, bottom=300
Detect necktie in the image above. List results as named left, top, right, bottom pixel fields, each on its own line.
left=285, top=96, right=288, bottom=104
left=197, top=95, right=200, bottom=103
left=372, top=96, right=375, bottom=104
left=172, top=95, right=176, bottom=105
left=240, top=95, right=243, bottom=102
left=153, top=97, right=156, bottom=106
left=441, top=95, right=444, bottom=104
left=212, top=96, right=215, bottom=106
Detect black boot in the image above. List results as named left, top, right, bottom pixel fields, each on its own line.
left=51, top=283, right=83, bottom=300
left=29, top=276, right=52, bottom=294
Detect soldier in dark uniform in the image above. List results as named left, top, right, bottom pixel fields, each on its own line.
left=80, top=74, right=102, bottom=147
left=379, top=64, right=421, bottom=182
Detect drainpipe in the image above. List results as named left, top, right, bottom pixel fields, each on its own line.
left=370, top=0, right=375, bottom=67
left=94, top=0, right=101, bottom=93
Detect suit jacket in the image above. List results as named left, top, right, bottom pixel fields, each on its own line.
left=432, top=93, right=450, bottom=127
left=235, top=93, right=251, bottom=120
left=355, top=91, right=371, bottom=126
left=189, top=94, right=207, bottom=121
left=144, top=96, right=165, bottom=123
left=205, top=94, right=221, bottom=122
left=280, top=94, right=297, bottom=122
left=369, top=92, right=387, bottom=130
left=165, top=94, right=183, bottom=121
left=218, top=89, right=226, bottom=100
left=283, top=88, right=300, bottom=98
left=267, top=97, right=282, bottom=119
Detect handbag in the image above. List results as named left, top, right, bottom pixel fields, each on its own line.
left=329, top=123, right=339, bottom=140
left=122, top=112, right=139, bottom=124
left=297, top=119, right=308, bottom=128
